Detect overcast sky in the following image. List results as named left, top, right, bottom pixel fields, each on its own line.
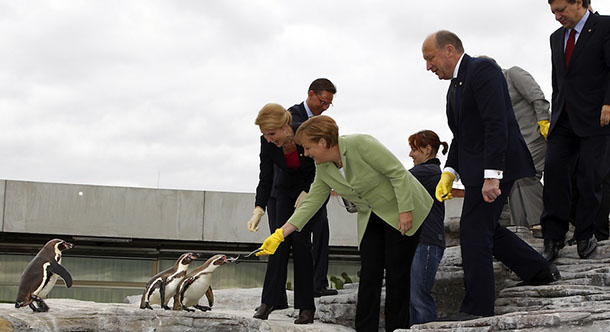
left=1, top=1, right=608, bottom=193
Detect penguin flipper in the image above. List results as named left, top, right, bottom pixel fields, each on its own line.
left=205, top=286, right=214, bottom=307
left=48, top=260, right=73, bottom=288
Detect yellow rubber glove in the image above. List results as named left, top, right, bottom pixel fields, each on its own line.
left=256, top=228, right=284, bottom=256
left=435, top=171, right=456, bottom=202
left=537, top=120, right=550, bottom=139
left=294, top=191, right=308, bottom=209
left=247, top=206, right=265, bottom=232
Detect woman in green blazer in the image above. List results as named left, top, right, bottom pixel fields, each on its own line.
left=257, top=115, right=433, bottom=332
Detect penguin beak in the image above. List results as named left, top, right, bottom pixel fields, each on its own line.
left=62, top=241, right=74, bottom=250
left=195, top=253, right=203, bottom=258
left=15, top=301, right=23, bottom=308
left=226, top=255, right=239, bottom=264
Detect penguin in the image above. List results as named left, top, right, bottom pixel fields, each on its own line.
left=15, top=239, right=74, bottom=312
left=175, top=254, right=229, bottom=312
left=139, top=252, right=200, bottom=310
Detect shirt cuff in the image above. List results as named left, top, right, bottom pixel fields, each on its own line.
left=484, top=169, right=503, bottom=179
left=443, top=167, right=459, bottom=181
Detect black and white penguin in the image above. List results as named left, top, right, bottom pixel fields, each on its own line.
left=140, top=252, right=200, bottom=310
left=175, top=254, right=229, bottom=312
left=15, top=239, right=74, bottom=312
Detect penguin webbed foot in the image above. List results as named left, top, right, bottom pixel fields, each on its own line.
left=162, top=305, right=172, bottom=310
left=194, top=304, right=211, bottom=312
left=29, top=302, right=49, bottom=313
left=139, top=301, right=153, bottom=310
left=183, top=307, right=195, bottom=312
left=29, top=295, right=49, bottom=312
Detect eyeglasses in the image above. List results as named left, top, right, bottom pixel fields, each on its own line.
left=315, top=94, right=333, bottom=108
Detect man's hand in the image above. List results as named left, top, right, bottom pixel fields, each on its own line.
left=247, top=206, right=265, bottom=232
left=600, top=105, right=610, bottom=127
left=482, top=178, right=501, bottom=203
left=537, top=120, right=550, bottom=139
left=435, top=172, right=455, bottom=202
left=398, top=211, right=413, bottom=235
left=256, top=228, right=284, bottom=256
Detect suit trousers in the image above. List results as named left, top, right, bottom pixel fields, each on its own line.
left=264, top=196, right=288, bottom=307
left=310, top=206, right=330, bottom=290
left=355, top=212, right=418, bottom=332
left=541, top=111, right=610, bottom=241
left=460, top=181, right=549, bottom=316
left=261, top=193, right=318, bottom=310
left=595, top=171, right=610, bottom=240
left=509, top=136, right=546, bottom=227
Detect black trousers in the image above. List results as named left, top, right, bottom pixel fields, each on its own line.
left=460, top=181, right=549, bottom=316
left=261, top=193, right=322, bottom=310
left=595, top=171, right=610, bottom=240
left=311, top=202, right=330, bottom=290
left=264, top=196, right=288, bottom=307
left=355, top=212, right=418, bottom=332
left=542, top=111, right=610, bottom=241
left=569, top=168, right=610, bottom=240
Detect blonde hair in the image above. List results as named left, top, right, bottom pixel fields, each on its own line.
left=254, top=103, right=292, bottom=131
left=295, top=115, right=339, bottom=148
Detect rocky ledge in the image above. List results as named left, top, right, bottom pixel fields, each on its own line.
left=1, top=235, right=610, bottom=331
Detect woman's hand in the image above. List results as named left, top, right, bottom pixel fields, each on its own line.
left=256, top=223, right=298, bottom=256
left=398, top=211, right=413, bottom=235
left=247, top=206, right=265, bottom=232
left=256, top=228, right=284, bottom=255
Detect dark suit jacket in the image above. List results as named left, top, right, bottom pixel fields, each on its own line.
left=446, top=54, right=534, bottom=187
left=255, top=108, right=316, bottom=209
left=549, top=12, right=610, bottom=137
left=288, top=102, right=309, bottom=124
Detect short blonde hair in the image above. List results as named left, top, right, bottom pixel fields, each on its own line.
left=295, top=115, right=339, bottom=148
left=255, top=103, right=292, bottom=131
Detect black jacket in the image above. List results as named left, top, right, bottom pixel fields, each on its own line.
left=409, top=158, right=445, bottom=248
left=254, top=104, right=316, bottom=209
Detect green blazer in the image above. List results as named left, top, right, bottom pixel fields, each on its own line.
left=287, top=134, right=433, bottom=246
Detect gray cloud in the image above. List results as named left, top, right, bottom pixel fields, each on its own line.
left=1, top=0, right=605, bottom=192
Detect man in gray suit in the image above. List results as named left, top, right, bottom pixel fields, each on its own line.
left=504, top=66, right=550, bottom=235
left=482, top=57, right=551, bottom=236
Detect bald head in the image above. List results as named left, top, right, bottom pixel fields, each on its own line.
left=422, top=30, right=464, bottom=80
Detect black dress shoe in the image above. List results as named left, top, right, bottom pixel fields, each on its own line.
left=517, top=263, right=561, bottom=286
left=253, top=303, right=274, bottom=320
left=294, top=309, right=315, bottom=324
left=542, top=239, right=565, bottom=262
left=577, top=236, right=598, bottom=259
left=438, top=312, right=482, bottom=322
left=313, top=287, right=338, bottom=297
left=254, top=303, right=288, bottom=312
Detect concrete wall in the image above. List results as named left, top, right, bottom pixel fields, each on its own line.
left=0, top=179, right=462, bottom=247
left=201, top=190, right=359, bottom=246
left=0, top=180, right=5, bottom=232
left=0, top=180, right=360, bottom=246
left=3, top=181, right=204, bottom=241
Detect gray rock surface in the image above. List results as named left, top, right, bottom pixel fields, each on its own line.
left=0, top=290, right=355, bottom=332
left=2, top=235, right=610, bottom=332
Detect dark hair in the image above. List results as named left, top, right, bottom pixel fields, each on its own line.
left=548, top=0, right=589, bottom=7
left=308, top=78, right=337, bottom=95
left=408, top=130, right=448, bottom=156
left=295, top=115, right=339, bottom=148
left=435, top=30, right=464, bottom=54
